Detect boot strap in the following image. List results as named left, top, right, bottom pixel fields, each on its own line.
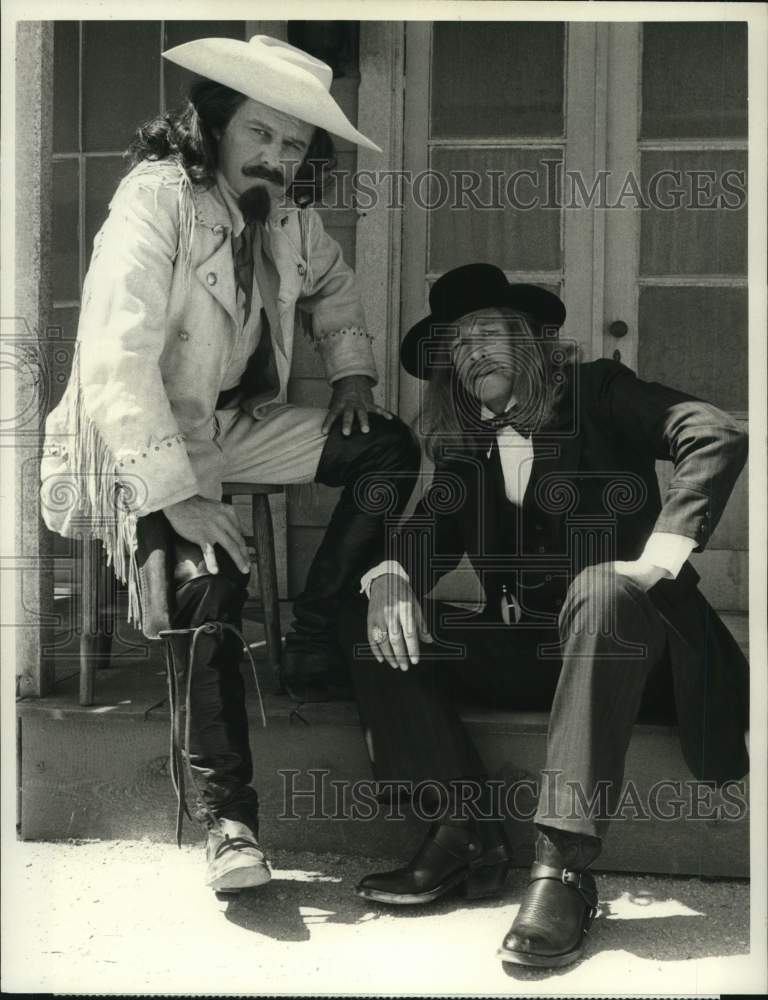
left=528, top=861, right=599, bottom=919
left=418, top=823, right=484, bottom=866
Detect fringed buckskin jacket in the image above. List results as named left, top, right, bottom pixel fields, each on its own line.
left=40, top=158, right=377, bottom=624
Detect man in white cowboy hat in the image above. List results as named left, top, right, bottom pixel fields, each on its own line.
left=40, top=34, right=420, bottom=893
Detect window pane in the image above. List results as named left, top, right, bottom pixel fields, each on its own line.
left=638, top=286, right=747, bottom=411
left=163, top=21, right=245, bottom=108
left=640, top=151, right=747, bottom=276
left=84, top=157, right=126, bottom=260
left=429, top=148, right=562, bottom=273
left=53, top=21, right=79, bottom=153
left=431, top=22, right=565, bottom=138
left=83, top=21, right=161, bottom=152
left=52, top=159, right=79, bottom=301
left=642, top=23, right=747, bottom=139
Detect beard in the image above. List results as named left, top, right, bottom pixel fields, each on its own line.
left=237, top=184, right=272, bottom=225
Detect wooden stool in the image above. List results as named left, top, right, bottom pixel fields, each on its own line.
left=221, top=482, right=284, bottom=683
left=79, top=483, right=284, bottom=706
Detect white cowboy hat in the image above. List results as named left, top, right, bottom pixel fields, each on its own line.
left=162, top=34, right=382, bottom=153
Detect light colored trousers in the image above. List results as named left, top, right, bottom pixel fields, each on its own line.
left=189, top=404, right=330, bottom=498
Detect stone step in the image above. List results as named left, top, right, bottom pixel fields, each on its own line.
left=17, top=606, right=750, bottom=877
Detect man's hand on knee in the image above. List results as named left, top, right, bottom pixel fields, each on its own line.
left=323, top=374, right=394, bottom=437
left=367, top=573, right=432, bottom=670
left=164, top=495, right=250, bottom=575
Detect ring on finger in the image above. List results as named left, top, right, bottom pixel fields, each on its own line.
left=371, top=625, right=386, bottom=644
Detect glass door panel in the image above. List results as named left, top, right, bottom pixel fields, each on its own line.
left=641, top=22, right=747, bottom=140
left=429, top=147, right=563, bottom=273
left=430, top=21, right=565, bottom=138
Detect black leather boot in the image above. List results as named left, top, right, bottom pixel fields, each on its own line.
left=357, top=816, right=511, bottom=906
left=283, top=414, right=420, bottom=701
left=498, top=826, right=600, bottom=968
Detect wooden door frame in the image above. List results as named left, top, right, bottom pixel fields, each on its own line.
left=602, top=22, right=642, bottom=373
left=564, top=21, right=608, bottom=361
left=356, top=21, right=406, bottom=414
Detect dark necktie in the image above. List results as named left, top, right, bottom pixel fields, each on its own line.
left=231, top=223, right=284, bottom=410
left=480, top=406, right=533, bottom=439
left=233, top=222, right=285, bottom=346
left=251, top=223, right=285, bottom=359
left=233, top=222, right=256, bottom=326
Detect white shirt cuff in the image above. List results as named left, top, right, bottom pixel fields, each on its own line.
left=359, top=560, right=410, bottom=598
left=641, top=532, right=697, bottom=579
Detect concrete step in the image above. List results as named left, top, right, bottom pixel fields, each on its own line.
left=17, top=603, right=749, bottom=877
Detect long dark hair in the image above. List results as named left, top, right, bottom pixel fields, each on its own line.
left=125, top=78, right=337, bottom=206
left=417, top=309, right=576, bottom=462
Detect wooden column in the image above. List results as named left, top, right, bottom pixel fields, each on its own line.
left=11, top=22, right=56, bottom=697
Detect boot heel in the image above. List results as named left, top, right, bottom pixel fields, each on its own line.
left=463, top=862, right=510, bottom=900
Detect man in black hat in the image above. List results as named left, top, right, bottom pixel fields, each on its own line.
left=339, top=263, right=749, bottom=968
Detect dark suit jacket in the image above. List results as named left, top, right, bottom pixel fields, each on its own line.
left=392, top=359, right=749, bottom=784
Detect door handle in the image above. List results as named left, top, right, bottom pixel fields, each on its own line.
left=608, top=320, right=629, bottom=339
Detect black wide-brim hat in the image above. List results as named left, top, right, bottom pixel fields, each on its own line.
left=401, top=263, right=566, bottom=380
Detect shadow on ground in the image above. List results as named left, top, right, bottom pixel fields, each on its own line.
left=220, top=867, right=514, bottom=942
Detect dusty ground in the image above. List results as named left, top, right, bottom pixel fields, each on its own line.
left=1, top=838, right=764, bottom=995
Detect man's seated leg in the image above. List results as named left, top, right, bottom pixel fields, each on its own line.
left=170, top=535, right=269, bottom=893
left=338, top=596, right=514, bottom=905
left=286, top=411, right=420, bottom=698
left=500, top=563, right=669, bottom=968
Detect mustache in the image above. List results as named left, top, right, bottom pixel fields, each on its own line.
left=458, top=358, right=516, bottom=381
left=241, top=164, right=285, bottom=186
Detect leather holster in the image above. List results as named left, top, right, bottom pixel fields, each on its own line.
left=134, top=511, right=250, bottom=640
left=135, top=511, right=176, bottom=640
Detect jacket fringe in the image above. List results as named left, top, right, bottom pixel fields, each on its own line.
left=66, top=342, right=144, bottom=632
left=174, top=168, right=196, bottom=286
left=298, top=209, right=314, bottom=292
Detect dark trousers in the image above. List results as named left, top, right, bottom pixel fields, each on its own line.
left=291, top=413, right=420, bottom=641
left=168, top=415, right=419, bottom=829
left=340, top=564, right=674, bottom=841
